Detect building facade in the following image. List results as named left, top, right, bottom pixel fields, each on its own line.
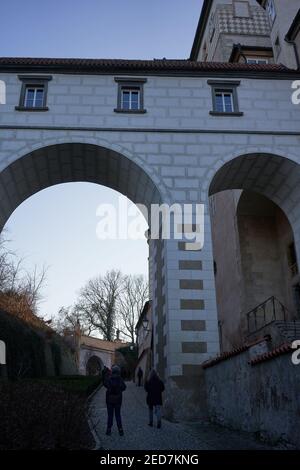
left=191, top=0, right=300, bottom=354
left=191, top=0, right=300, bottom=68
left=0, top=1, right=300, bottom=419
left=135, top=301, right=153, bottom=383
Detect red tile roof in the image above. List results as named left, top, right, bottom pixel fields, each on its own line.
left=0, top=57, right=297, bottom=77
left=250, top=342, right=292, bottom=366
left=202, top=337, right=270, bottom=369
left=202, top=338, right=293, bottom=369
left=202, top=345, right=249, bottom=369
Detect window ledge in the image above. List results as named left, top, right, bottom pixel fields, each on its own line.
left=209, top=111, right=244, bottom=117
left=114, top=108, right=147, bottom=114
left=15, top=106, right=49, bottom=112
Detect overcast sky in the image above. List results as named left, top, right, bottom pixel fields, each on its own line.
left=0, top=1, right=203, bottom=319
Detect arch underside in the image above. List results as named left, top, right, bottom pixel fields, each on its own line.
left=209, top=153, right=300, bottom=226
left=0, top=143, right=162, bottom=230
left=209, top=153, right=300, bottom=350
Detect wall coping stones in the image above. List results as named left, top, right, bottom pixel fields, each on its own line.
left=202, top=336, right=271, bottom=369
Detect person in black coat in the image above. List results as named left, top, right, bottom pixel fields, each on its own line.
left=137, top=367, right=143, bottom=386
left=104, top=365, right=126, bottom=436
left=101, top=366, right=109, bottom=383
left=144, top=369, right=165, bottom=429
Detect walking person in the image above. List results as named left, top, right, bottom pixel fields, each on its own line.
left=101, top=365, right=109, bottom=384
left=144, top=369, right=165, bottom=429
left=137, top=367, right=143, bottom=387
left=104, top=365, right=126, bottom=436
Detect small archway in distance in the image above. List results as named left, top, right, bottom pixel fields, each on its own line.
left=86, top=355, right=103, bottom=376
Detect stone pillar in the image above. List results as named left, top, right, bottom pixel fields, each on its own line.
left=161, top=200, right=220, bottom=421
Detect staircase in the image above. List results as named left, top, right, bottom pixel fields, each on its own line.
left=246, top=296, right=300, bottom=346
left=273, top=321, right=300, bottom=343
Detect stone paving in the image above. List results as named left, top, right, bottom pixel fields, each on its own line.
left=88, top=381, right=276, bottom=450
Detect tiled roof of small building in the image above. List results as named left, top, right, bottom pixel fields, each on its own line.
left=250, top=342, right=293, bottom=366
left=202, top=339, right=294, bottom=369
left=202, top=345, right=249, bottom=369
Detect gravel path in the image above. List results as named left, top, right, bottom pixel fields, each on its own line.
left=89, top=381, right=275, bottom=450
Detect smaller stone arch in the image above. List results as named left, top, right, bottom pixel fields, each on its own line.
left=86, top=354, right=104, bottom=376
left=202, top=146, right=300, bottom=201
left=207, top=152, right=300, bottom=230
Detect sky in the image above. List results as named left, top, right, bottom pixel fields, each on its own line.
left=0, top=1, right=203, bottom=319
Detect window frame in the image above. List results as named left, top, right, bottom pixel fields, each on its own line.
left=114, top=77, right=147, bottom=114
left=246, top=57, right=269, bottom=64
left=208, top=80, right=243, bottom=117
left=121, top=87, right=141, bottom=111
left=274, top=36, right=281, bottom=59
left=16, top=75, right=52, bottom=111
left=266, top=0, right=276, bottom=25
left=233, top=0, right=251, bottom=19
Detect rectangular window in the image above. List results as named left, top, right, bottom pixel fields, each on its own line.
left=121, top=88, right=140, bottom=111
left=234, top=1, right=250, bottom=18
left=24, top=86, right=45, bottom=108
left=115, top=77, right=147, bottom=113
left=266, top=0, right=276, bottom=24
left=16, top=75, right=52, bottom=111
left=215, top=90, right=234, bottom=113
left=288, top=242, right=298, bottom=277
left=274, top=36, right=281, bottom=58
left=246, top=58, right=269, bottom=64
left=208, top=80, right=243, bottom=116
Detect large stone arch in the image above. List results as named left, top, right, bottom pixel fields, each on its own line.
left=0, top=140, right=171, bottom=230
left=0, top=140, right=170, bottom=385
left=0, top=135, right=172, bottom=204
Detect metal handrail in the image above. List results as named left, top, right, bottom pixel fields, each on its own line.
left=246, top=296, right=291, bottom=335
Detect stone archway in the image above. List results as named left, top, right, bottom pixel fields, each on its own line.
left=209, top=153, right=300, bottom=229
left=86, top=355, right=103, bottom=376
left=208, top=153, right=300, bottom=350
left=0, top=141, right=169, bottom=385
left=0, top=142, right=163, bottom=230
left=0, top=140, right=165, bottom=328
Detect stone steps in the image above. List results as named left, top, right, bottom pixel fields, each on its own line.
left=274, top=321, right=300, bottom=341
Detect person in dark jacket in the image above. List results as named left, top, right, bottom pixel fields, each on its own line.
left=101, top=366, right=109, bottom=383
left=144, top=369, right=165, bottom=429
left=104, top=365, right=126, bottom=436
left=137, top=367, right=143, bottom=386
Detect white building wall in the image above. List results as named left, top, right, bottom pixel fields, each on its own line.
left=0, top=70, right=300, bottom=418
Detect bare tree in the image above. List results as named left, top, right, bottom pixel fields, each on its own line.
left=0, top=234, right=22, bottom=293
left=22, top=265, right=48, bottom=313
left=0, top=234, right=47, bottom=320
left=117, top=274, right=148, bottom=344
left=53, top=306, right=94, bottom=336
left=76, top=270, right=123, bottom=341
